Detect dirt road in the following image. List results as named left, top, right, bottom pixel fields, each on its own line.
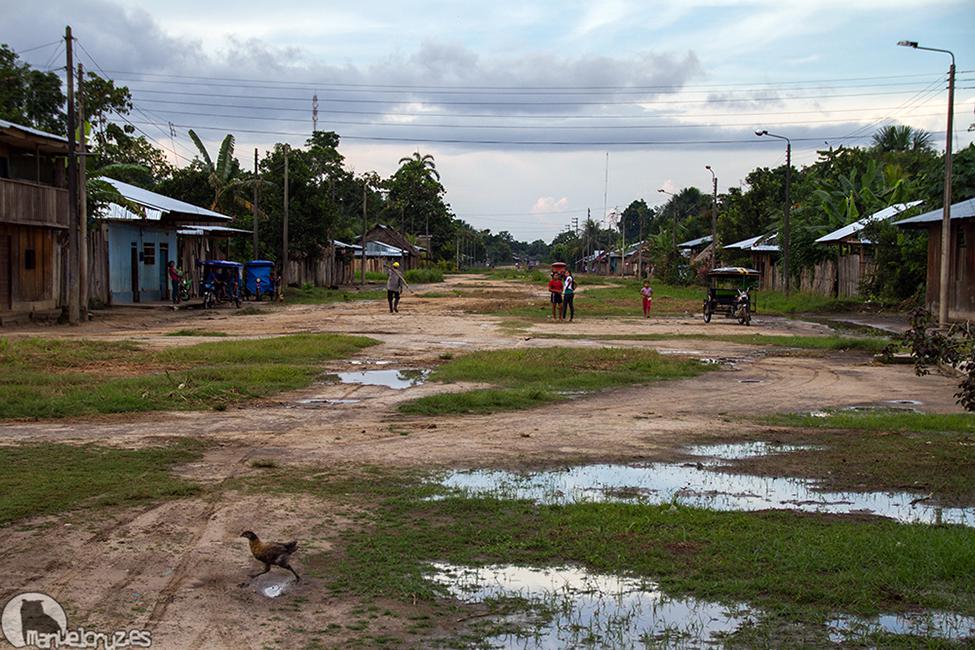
left=0, top=274, right=960, bottom=648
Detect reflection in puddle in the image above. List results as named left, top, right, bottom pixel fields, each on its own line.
left=827, top=611, right=975, bottom=643
left=439, top=451, right=975, bottom=527
left=252, top=574, right=296, bottom=599
left=430, top=563, right=755, bottom=648
left=335, top=368, right=429, bottom=390
left=295, top=398, right=361, bottom=406
left=687, top=442, right=815, bottom=461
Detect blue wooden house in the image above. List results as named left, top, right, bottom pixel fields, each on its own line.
left=91, top=179, right=231, bottom=304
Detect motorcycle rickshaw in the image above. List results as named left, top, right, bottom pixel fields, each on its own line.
left=199, top=260, right=243, bottom=309
left=703, top=267, right=759, bottom=325
left=243, top=260, right=275, bottom=301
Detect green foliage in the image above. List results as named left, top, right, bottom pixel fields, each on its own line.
left=0, top=44, right=65, bottom=133
left=403, top=268, right=444, bottom=283
left=0, top=440, right=204, bottom=525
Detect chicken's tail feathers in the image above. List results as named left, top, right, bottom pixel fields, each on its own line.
left=285, top=540, right=298, bottom=553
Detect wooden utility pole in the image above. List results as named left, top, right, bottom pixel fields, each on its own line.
left=252, top=148, right=259, bottom=258
left=77, top=62, right=88, bottom=319
left=360, top=180, right=367, bottom=287
left=282, top=145, right=289, bottom=298
left=65, top=26, right=79, bottom=325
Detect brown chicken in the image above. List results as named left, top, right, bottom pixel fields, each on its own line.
left=240, top=531, right=300, bottom=581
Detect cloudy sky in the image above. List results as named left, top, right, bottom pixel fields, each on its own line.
left=4, top=0, right=973, bottom=241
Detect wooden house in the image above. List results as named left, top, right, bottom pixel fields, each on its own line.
left=0, top=119, right=69, bottom=323
left=724, top=234, right=780, bottom=290
left=814, top=202, right=921, bottom=297
left=895, top=199, right=975, bottom=321
left=364, top=224, right=420, bottom=269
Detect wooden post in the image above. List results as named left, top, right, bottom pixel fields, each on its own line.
left=281, top=144, right=288, bottom=298
left=252, top=147, right=259, bottom=258
left=360, top=180, right=366, bottom=287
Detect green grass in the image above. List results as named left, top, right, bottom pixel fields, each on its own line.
left=243, top=466, right=975, bottom=645
left=399, top=347, right=708, bottom=415
left=531, top=332, right=890, bottom=352
left=285, top=286, right=387, bottom=304
left=165, top=329, right=229, bottom=337
left=0, top=440, right=204, bottom=525
left=762, top=411, right=975, bottom=433
left=488, top=268, right=547, bottom=283
left=404, top=268, right=444, bottom=283
left=0, top=334, right=378, bottom=419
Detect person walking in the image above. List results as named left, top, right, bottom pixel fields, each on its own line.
left=548, top=271, right=563, bottom=321
left=561, top=270, right=575, bottom=322
left=386, top=261, right=409, bottom=313
left=640, top=280, right=653, bottom=318
left=167, top=261, right=182, bottom=305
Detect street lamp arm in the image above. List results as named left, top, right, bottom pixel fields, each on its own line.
left=899, top=40, right=955, bottom=66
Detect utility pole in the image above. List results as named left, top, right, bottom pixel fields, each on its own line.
left=65, top=25, right=79, bottom=325
left=252, top=148, right=259, bottom=258
left=360, top=179, right=367, bottom=287
left=282, top=144, right=289, bottom=297
left=455, top=235, right=460, bottom=271
left=77, top=62, right=88, bottom=320
left=637, top=206, right=644, bottom=279
left=706, top=165, right=718, bottom=269
left=784, top=142, right=792, bottom=294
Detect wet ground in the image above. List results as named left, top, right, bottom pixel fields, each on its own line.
left=0, top=273, right=969, bottom=648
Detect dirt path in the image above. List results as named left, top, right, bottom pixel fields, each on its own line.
left=0, top=274, right=962, bottom=648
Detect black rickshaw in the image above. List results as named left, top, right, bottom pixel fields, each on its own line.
left=199, top=260, right=243, bottom=309
left=703, top=267, right=759, bottom=325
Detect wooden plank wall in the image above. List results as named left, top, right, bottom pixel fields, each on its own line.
left=0, top=178, right=69, bottom=228
left=0, top=223, right=60, bottom=314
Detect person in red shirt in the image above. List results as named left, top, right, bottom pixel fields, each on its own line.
left=548, top=272, right=563, bottom=321
left=167, top=261, right=182, bottom=305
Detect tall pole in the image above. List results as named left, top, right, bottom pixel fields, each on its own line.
left=282, top=145, right=289, bottom=297
left=360, top=180, right=367, bottom=287
left=755, top=130, right=792, bottom=293
left=77, top=62, right=88, bottom=319
left=898, top=41, right=956, bottom=325
left=65, top=26, right=79, bottom=325
left=637, top=207, right=644, bottom=279
left=252, top=148, right=259, bottom=258
left=706, top=165, right=717, bottom=269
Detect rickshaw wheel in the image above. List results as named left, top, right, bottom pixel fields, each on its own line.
left=703, top=305, right=712, bottom=323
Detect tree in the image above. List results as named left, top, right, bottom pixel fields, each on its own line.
left=388, top=151, right=454, bottom=256
left=188, top=129, right=253, bottom=214
left=0, top=44, right=65, bottom=133
left=871, top=125, right=934, bottom=153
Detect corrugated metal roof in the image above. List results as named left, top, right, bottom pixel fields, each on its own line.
left=894, top=199, right=975, bottom=227
left=365, top=240, right=403, bottom=257
left=678, top=234, right=713, bottom=249
left=102, top=178, right=231, bottom=222
left=724, top=232, right=780, bottom=253
left=0, top=118, right=68, bottom=144
left=815, top=201, right=923, bottom=244
left=177, top=225, right=251, bottom=237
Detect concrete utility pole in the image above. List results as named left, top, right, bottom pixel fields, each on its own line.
left=282, top=144, right=289, bottom=297
left=77, top=62, right=88, bottom=319
left=253, top=148, right=259, bottom=258
left=65, top=26, right=79, bottom=325
left=898, top=40, right=956, bottom=326
left=755, top=130, right=792, bottom=294
left=360, top=180, right=367, bottom=287
left=706, top=165, right=718, bottom=269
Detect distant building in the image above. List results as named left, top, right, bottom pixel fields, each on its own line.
left=724, top=234, right=780, bottom=290
left=0, top=119, right=69, bottom=323
left=364, top=224, right=420, bottom=269
left=895, top=199, right=975, bottom=321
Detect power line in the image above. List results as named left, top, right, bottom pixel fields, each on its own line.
left=12, top=40, right=62, bottom=55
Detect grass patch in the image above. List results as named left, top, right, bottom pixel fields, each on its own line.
left=531, top=331, right=890, bottom=352
left=286, top=286, right=387, bottom=305
left=399, top=347, right=708, bottom=415
left=165, top=329, right=229, bottom=337
left=404, top=268, right=444, bottom=284
left=251, top=467, right=975, bottom=645
left=0, top=334, right=378, bottom=419
left=0, top=440, right=204, bottom=525
left=745, top=412, right=975, bottom=504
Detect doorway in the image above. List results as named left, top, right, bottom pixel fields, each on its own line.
left=130, top=243, right=140, bottom=303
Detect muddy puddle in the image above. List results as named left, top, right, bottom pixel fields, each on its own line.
left=827, top=611, right=975, bottom=642
left=334, top=368, right=429, bottom=390
left=294, top=398, right=361, bottom=407
left=251, top=574, right=296, bottom=599
left=438, top=443, right=975, bottom=526
left=429, top=563, right=755, bottom=647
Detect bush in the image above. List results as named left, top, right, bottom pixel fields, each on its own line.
left=404, top=268, right=444, bottom=283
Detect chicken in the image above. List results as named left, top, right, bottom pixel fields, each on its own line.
left=240, top=531, right=300, bottom=581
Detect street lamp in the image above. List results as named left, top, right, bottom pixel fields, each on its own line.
left=705, top=165, right=718, bottom=268
left=658, top=188, right=678, bottom=250
left=755, top=129, right=792, bottom=294
left=899, top=39, right=956, bottom=326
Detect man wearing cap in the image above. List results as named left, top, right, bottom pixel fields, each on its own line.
left=386, top=261, right=409, bottom=313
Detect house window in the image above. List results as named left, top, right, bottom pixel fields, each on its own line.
left=24, top=248, right=36, bottom=270
left=143, top=243, right=156, bottom=265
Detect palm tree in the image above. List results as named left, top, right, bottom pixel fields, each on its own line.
left=871, top=125, right=934, bottom=153
left=188, top=129, right=252, bottom=211
left=398, top=151, right=440, bottom=181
